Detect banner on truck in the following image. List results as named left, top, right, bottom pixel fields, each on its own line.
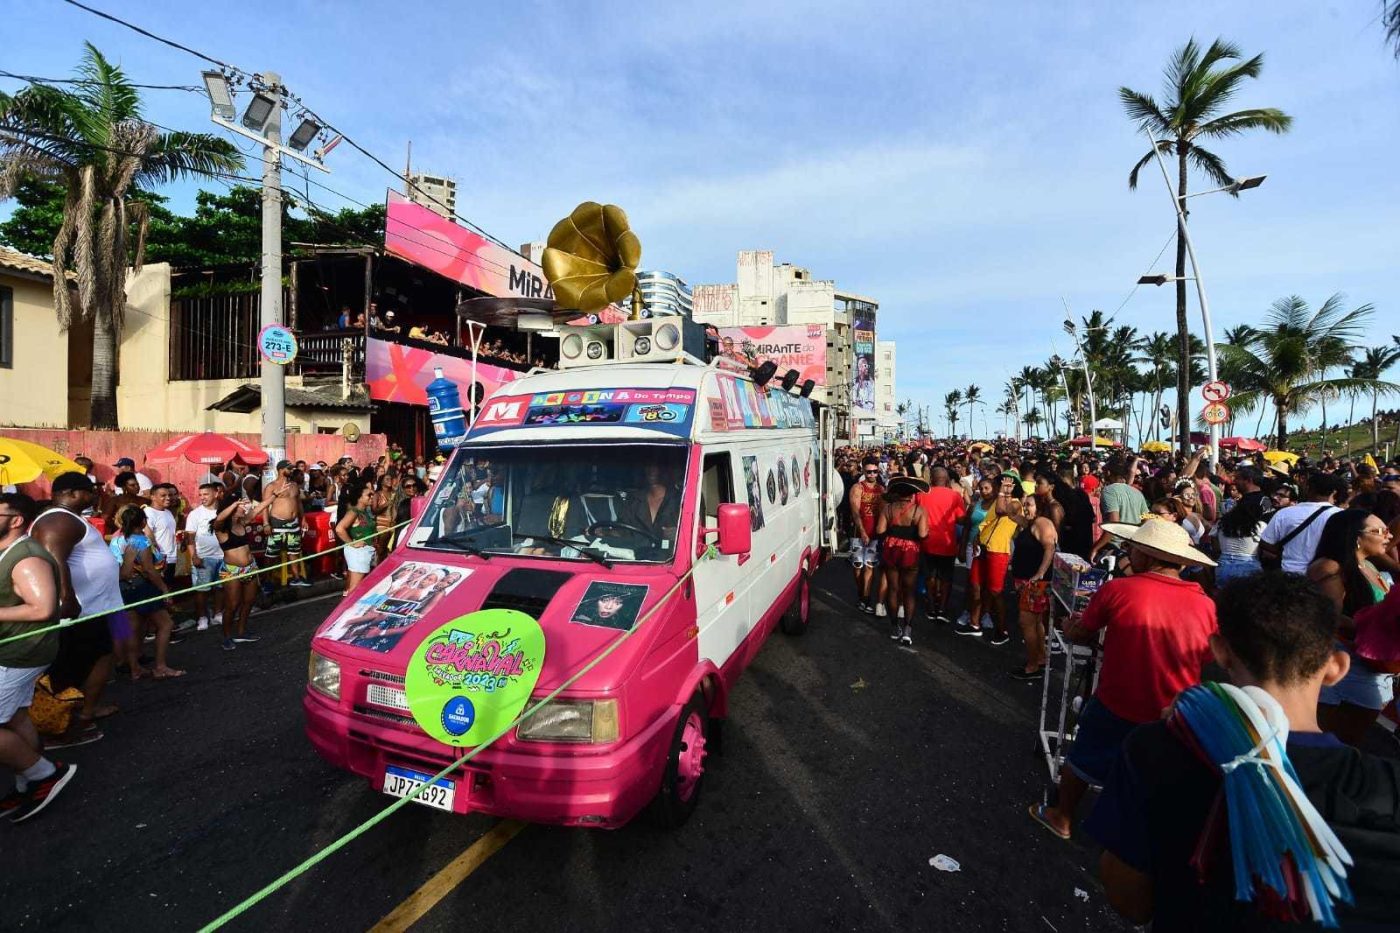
left=713, top=325, right=827, bottom=387
left=853, top=317, right=875, bottom=411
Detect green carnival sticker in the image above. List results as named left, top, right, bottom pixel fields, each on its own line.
left=404, top=609, right=546, bottom=747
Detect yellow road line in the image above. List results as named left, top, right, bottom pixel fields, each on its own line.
left=370, top=819, right=525, bottom=932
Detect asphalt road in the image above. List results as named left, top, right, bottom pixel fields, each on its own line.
left=5, top=563, right=1132, bottom=932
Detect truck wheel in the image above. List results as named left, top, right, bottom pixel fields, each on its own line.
left=650, top=694, right=709, bottom=829
left=780, top=569, right=811, bottom=636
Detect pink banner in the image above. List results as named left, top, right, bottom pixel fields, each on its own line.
left=714, top=325, right=827, bottom=386
left=365, top=338, right=521, bottom=406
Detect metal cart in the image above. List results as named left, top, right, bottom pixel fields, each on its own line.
left=1036, top=552, right=1106, bottom=793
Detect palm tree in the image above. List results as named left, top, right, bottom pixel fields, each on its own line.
left=895, top=400, right=910, bottom=440
left=1219, top=294, right=1393, bottom=448
left=1355, top=344, right=1400, bottom=452
left=1003, top=381, right=1021, bottom=440
left=944, top=389, right=963, bottom=438
left=1023, top=407, right=1042, bottom=435
left=0, top=44, right=242, bottom=428
left=1386, top=1, right=1400, bottom=56
left=1120, top=38, right=1292, bottom=455
left=964, top=384, right=982, bottom=438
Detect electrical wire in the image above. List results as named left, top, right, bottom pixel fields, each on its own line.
left=56, top=0, right=240, bottom=71
left=0, top=69, right=203, bottom=92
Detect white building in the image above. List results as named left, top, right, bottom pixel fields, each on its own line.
left=407, top=172, right=457, bottom=219
left=875, top=340, right=899, bottom=440
left=629, top=270, right=693, bottom=318
left=692, top=250, right=882, bottom=437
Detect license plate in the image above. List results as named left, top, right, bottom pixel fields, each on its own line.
left=382, top=765, right=455, bottom=811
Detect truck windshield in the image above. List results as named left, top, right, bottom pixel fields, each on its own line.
left=409, top=443, right=689, bottom=564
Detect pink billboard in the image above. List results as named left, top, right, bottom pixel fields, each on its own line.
left=714, top=324, right=827, bottom=386
left=365, top=337, right=521, bottom=406
left=383, top=191, right=626, bottom=323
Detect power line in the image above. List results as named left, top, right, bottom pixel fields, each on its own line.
left=55, top=0, right=524, bottom=257
left=57, top=0, right=239, bottom=71
left=0, top=69, right=202, bottom=92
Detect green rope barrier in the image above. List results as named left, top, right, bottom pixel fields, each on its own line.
left=0, top=517, right=413, bottom=649
left=197, top=544, right=719, bottom=932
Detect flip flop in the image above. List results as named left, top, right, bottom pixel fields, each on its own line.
left=1028, top=803, right=1070, bottom=840
left=152, top=669, right=187, bottom=680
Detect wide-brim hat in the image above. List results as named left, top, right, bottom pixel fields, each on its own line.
left=1100, top=520, right=1216, bottom=567
left=1266, top=460, right=1291, bottom=478
left=887, top=476, right=929, bottom=496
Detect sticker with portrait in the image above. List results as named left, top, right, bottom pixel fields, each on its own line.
left=317, top=561, right=473, bottom=653
left=569, top=581, right=650, bottom=632
left=742, top=455, right=766, bottom=531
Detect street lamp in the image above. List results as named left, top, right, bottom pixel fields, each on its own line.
left=201, top=70, right=333, bottom=474
left=1137, top=127, right=1265, bottom=470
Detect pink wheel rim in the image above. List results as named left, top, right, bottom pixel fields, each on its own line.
left=675, top=712, right=706, bottom=802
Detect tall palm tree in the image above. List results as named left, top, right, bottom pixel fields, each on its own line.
left=1023, top=407, right=1042, bottom=435
left=1219, top=294, right=1392, bottom=448
left=1355, top=344, right=1400, bottom=451
left=1136, top=331, right=1175, bottom=441
left=1386, top=1, right=1400, bottom=56
left=0, top=43, right=242, bottom=428
left=944, top=389, right=963, bottom=438
left=1120, top=38, right=1292, bottom=455
left=964, top=384, right=982, bottom=438
left=1003, top=380, right=1021, bottom=440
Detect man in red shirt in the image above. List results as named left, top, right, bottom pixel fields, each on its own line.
left=1028, top=519, right=1216, bottom=841
left=917, top=467, right=966, bottom=623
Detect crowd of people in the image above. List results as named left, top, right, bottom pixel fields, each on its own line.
left=0, top=447, right=438, bottom=823
left=838, top=437, right=1400, bottom=927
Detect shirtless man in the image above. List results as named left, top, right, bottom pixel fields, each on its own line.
left=262, top=460, right=310, bottom=587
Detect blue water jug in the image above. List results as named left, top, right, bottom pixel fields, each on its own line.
left=426, top=367, right=467, bottom=448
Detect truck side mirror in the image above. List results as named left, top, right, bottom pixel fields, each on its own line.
left=715, top=503, right=752, bottom=556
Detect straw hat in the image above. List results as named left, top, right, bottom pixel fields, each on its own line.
left=1266, top=460, right=1291, bottom=478
left=1100, top=520, right=1217, bottom=567
left=886, top=475, right=929, bottom=496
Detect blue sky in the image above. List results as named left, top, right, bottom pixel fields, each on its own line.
left=5, top=0, right=1398, bottom=434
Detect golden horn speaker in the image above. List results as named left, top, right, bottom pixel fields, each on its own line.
left=541, top=202, right=641, bottom=314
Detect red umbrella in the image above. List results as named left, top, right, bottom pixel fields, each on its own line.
left=1219, top=436, right=1267, bottom=453
left=144, top=432, right=270, bottom=466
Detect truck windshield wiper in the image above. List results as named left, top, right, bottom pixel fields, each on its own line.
left=435, top=531, right=495, bottom=559
left=516, top=531, right=613, bottom=568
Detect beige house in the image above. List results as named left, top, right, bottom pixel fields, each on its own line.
left=0, top=247, right=83, bottom=428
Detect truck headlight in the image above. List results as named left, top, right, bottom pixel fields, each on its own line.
left=517, top=698, right=618, bottom=744
left=308, top=651, right=341, bottom=700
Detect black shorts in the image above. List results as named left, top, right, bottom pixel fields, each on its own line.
left=921, top=553, right=955, bottom=581
left=48, top=616, right=115, bottom=692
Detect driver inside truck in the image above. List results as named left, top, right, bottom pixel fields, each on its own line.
left=617, top=458, right=682, bottom=542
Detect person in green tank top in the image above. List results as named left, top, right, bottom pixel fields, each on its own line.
left=0, top=492, right=78, bottom=822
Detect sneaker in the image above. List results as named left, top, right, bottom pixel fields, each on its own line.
left=196, top=616, right=210, bottom=632
left=980, top=614, right=995, bottom=630
left=875, top=604, right=887, bottom=618
left=861, top=602, right=875, bottom=616
left=212, top=611, right=224, bottom=626
left=900, top=628, right=913, bottom=647
left=44, top=725, right=102, bottom=750
left=889, top=623, right=902, bottom=641
left=10, top=763, right=76, bottom=823
left=952, top=622, right=983, bottom=638
left=1010, top=667, right=1044, bottom=682
left=232, top=634, right=260, bottom=644
left=173, top=618, right=198, bottom=634
left=168, top=633, right=186, bottom=646
left=896, top=606, right=905, bottom=620
left=289, top=578, right=312, bottom=588
left=954, top=611, right=971, bottom=627
left=925, top=605, right=938, bottom=620
left=935, top=611, right=951, bottom=624
left=330, top=572, right=344, bottom=581
left=988, top=632, right=1011, bottom=647
left=222, top=638, right=236, bottom=652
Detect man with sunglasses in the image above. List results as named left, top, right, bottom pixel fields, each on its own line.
left=0, top=493, right=77, bottom=822
left=848, top=457, right=886, bottom=614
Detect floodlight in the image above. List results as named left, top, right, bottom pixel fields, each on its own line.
left=1138, top=274, right=1170, bottom=286
left=1234, top=175, right=1266, bottom=191
left=202, top=71, right=235, bottom=121
left=287, top=117, right=322, bottom=152
left=241, top=91, right=278, bottom=132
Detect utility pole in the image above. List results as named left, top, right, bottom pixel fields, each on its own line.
left=259, top=72, right=285, bottom=475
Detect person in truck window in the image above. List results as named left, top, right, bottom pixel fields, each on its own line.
left=618, top=460, right=682, bottom=543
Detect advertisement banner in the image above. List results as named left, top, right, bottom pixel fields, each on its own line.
left=713, top=324, right=827, bottom=387
left=365, top=337, right=521, bottom=407
left=853, top=317, right=875, bottom=411
left=468, top=387, right=697, bottom=438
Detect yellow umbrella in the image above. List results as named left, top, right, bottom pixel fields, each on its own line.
left=0, top=437, right=83, bottom=486
left=1140, top=440, right=1172, bottom=453
left=1261, top=450, right=1299, bottom=465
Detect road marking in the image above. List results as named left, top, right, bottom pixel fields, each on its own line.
left=370, top=819, right=525, bottom=932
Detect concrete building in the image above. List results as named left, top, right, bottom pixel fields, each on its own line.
left=692, top=250, right=884, bottom=436
left=629, top=270, right=692, bottom=318
left=875, top=340, right=899, bottom=440
left=407, top=172, right=457, bottom=219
